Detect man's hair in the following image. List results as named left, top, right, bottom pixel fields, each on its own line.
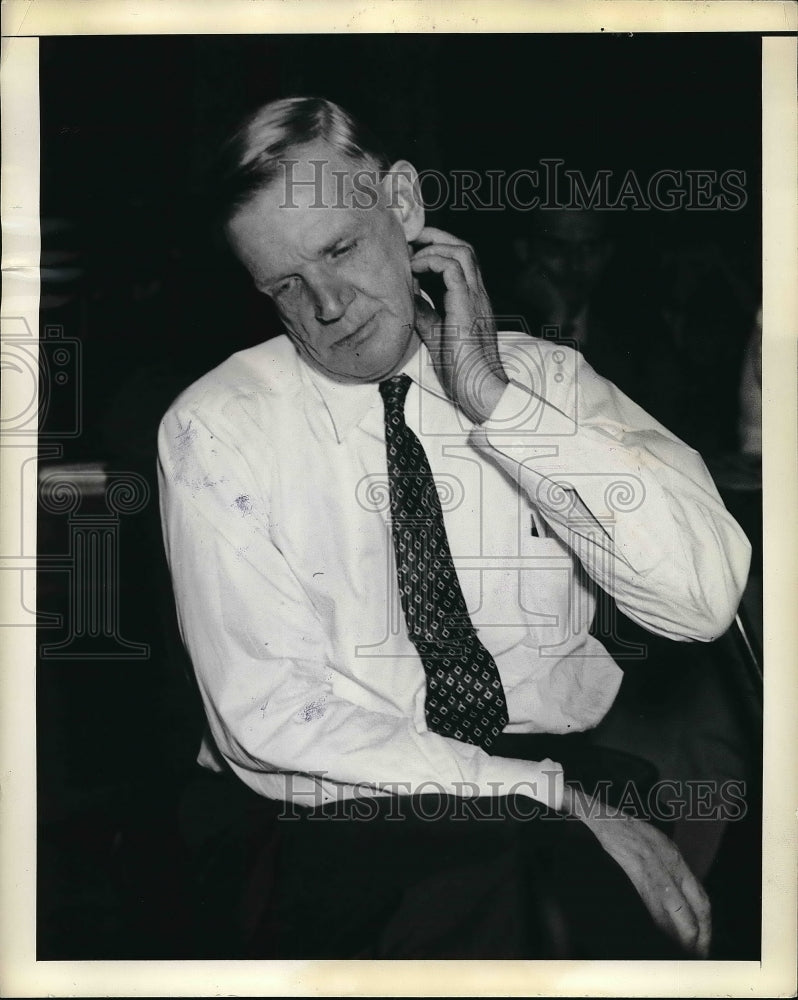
left=212, top=96, right=392, bottom=225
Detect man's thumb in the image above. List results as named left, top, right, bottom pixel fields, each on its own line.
left=413, top=293, right=442, bottom=348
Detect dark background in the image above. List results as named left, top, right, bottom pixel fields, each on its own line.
left=37, top=33, right=763, bottom=959
left=39, top=32, right=761, bottom=459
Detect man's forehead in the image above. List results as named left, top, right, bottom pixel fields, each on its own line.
left=262, top=139, right=382, bottom=212
left=226, top=170, right=380, bottom=284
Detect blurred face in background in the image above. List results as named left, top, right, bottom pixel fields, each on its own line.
left=515, top=209, right=614, bottom=321
left=225, top=139, right=425, bottom=384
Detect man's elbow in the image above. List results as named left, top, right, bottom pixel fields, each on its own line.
left=689, top=600, right=740, bottom=644
left=690, top=536, right=753, bottom=643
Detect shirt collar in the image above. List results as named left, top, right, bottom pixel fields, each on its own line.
left=300, top=292, right=452, bottom=444
left=302, top=337, right=452, bottom=444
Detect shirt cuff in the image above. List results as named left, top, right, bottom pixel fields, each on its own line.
left=477, top=378, right=577, bottom=440
left=478, top=754, right=565, bottom=812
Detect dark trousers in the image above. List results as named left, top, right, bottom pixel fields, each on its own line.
left=254, top=733, right=684, bottom=960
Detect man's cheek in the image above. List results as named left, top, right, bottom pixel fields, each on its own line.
left=282, top=315, right=318, bottom=353
left=369, top=261, right=413, bottom=315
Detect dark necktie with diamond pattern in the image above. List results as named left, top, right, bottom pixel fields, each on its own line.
left=378, top=374, right=509, bottom=750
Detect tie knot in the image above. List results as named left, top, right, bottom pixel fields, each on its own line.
left=379, top=374, right=412, bottom=413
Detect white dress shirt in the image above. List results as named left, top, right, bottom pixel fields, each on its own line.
left=157, top=331, right=751, bottom=811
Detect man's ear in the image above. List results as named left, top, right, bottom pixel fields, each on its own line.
left=382, top=159, right=425, bottom=243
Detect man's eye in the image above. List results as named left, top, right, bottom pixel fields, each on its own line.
left=272, top=277, right=296, bottom=298
left=331, top=240, right=357, bottom=259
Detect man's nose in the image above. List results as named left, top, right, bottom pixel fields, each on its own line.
left=309, top=272, right=355, bottom=324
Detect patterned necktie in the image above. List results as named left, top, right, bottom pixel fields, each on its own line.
left=378, top=374, right=509, bottom=750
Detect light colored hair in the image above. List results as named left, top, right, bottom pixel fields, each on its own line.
left=213, top=96, right=391, bottom=223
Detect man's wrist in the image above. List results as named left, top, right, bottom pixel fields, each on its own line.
left=560, top=782, right=579, bottom=816
left=560, top=781, right=598, bottom=820
left=467, top=367, right=509, bottom=425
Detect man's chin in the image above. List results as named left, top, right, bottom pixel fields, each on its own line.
left=326, top=331, right=419, bottom=384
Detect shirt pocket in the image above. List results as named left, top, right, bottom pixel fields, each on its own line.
left=517, top=530, right=581, bottom=652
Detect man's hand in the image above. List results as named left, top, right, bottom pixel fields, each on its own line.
left=561, top=785, right=712, bottom=958
left=410, top=226, right=508, bottom=425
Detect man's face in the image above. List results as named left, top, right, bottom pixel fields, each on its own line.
left=226, top=140, right=423, bottom=384
left=529, top=209, right=612, bottom=315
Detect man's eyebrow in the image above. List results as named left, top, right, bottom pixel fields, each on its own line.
left=317, top=223, right=361, bottom=258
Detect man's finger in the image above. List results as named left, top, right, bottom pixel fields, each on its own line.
left=695, top=914, right=712, bottom=959
left=413, top=292, right=441, bottom=326
left=412, top=294, right=443, bottom=345
left=676, top=865, right=712, bottom=924
left=676, top=869, right=712, bottom=957
left=657, top=881, right=703, bottom=954
left=414, top=226, right=472, bottom=249
left=410, top=252, right=468, bottom=290
left=412, top=243, right=479, bottom=286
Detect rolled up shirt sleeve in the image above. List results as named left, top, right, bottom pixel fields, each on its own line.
left=157, top=403, right=563, bottom=811
left=470, top=344, right=752, bottom=643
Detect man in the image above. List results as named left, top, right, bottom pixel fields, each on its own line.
left=505, top=206, right=647, bottom=404
left=158, top=97, right=751, bottom=959
left=510, top=207, right=615, bottom=351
